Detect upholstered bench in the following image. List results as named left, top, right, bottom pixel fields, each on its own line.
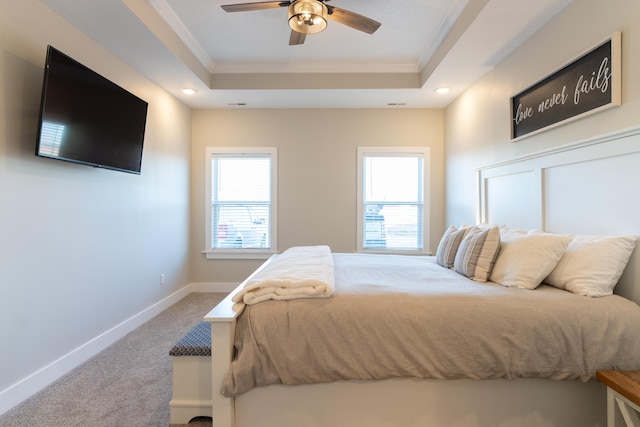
left=169, top=321, right=212, bottom=424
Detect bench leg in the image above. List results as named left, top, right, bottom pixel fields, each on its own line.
left=616, top=395, right=640, bottom=427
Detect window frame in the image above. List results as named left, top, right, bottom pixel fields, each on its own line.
left=204, top=147, right=278, bottom=260
left=356, top=146, right=430, bottom=255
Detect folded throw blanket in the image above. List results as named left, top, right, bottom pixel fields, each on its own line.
left=232, top=245, right=335, bottom=305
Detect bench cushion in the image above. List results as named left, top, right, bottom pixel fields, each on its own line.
left=169, top=321, right=211, bottom=356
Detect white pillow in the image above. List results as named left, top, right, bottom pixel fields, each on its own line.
left=435, top=225, right=469, bottom=269
left=544, top=234, right=636, bottom=297
left=461, top=222, right=492, bottom=230
left=454, top=226, right=500, bottom=282
left=490, top=229, right=570, bottom=290
left=498, top=225, right=530, bottom=237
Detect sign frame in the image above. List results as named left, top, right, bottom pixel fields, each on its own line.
left=510, top=32, right=621, bottom=141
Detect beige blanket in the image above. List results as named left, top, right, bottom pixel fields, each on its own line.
left=232, top=245, right=334, bottom=305
left=221, top=253, right=640, bottom=396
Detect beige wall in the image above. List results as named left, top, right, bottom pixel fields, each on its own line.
left=444, top=0, right=640, bottom=226
left=191, top=109, right=444, bottom=284
left=0, top=0, right=192, bottom=407
left=11, top=0, right=635, bottom=412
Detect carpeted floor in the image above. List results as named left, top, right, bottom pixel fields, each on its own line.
left=0, top=292, right=225, bottom=427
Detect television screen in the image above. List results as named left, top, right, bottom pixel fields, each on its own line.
left=35, top=46, right=148, bottom=174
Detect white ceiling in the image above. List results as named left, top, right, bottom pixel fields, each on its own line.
left=38, top=0, right=572, bottom=109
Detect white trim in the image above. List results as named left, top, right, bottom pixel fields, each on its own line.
left=417, top=0, right=470, bottom=71
left=478, top=124, right=640, bottom=172
left=204, top=147, right=278, bottom=260
left=203, top=250, right=274, bottom=260
left=213, top=62, right=418, bottom=74
left=356, top=146, right=431, bottom=255
left=0, top=282, right=234, bottom=416
left=148, top=0, right=216, bottom=72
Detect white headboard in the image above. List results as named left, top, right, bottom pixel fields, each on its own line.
left=477, top=126, right=640, bottom=305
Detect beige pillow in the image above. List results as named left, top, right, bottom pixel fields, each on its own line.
left=454, top=226, right=500, bottom=282
left=435, top=225, right=469, bottom=269
left=545, top=234, right=636, bottom=297
left=490, top=229, right=570, bottom=289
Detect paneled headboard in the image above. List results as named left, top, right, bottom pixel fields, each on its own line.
left=477, top=126, right=640, bottom=305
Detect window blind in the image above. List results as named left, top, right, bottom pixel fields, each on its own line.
left=211, top=155, right=272, bottom=249
left=362, top=154, right=424, bottom=250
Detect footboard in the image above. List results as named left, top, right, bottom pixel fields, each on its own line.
left=203, top=257, right=276, bottom=427
left=203, top=292, right=239, bottom=427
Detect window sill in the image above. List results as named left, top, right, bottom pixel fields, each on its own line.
left=203, top=250, right=275, bottom=260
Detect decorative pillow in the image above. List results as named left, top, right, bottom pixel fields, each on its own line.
left=490, top=229, right=570, bottom=289
left=544, top=234, right=636, bottom=297
left=453, top=226, right=501, bottom=282
left=461, top=222, right=491, bottom=230
left=435, top=225, right=469, bottom=269
left=499, top=225, right=530, bottom=237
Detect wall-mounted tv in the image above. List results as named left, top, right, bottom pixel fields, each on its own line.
left=35, top=46, right=148, bottom=174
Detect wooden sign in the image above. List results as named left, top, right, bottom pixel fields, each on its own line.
left=511, top=32, right=621, bottom=140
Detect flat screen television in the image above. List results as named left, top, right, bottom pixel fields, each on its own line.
left=35, top=46, right=148, bottom=174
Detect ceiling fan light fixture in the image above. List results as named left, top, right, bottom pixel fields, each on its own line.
left=288, top=0, right=327, bottom=34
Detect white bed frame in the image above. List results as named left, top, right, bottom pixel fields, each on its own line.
left=204, top=126, right=640, bottom=427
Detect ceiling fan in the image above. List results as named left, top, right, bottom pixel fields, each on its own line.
left=220, top=0, right=381, bottom=45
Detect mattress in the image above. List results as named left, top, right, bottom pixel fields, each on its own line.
left=221, top=253, right=640, bottom=396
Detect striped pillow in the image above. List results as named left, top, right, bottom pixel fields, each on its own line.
left=435, top=225, right=469, bottom=268
left=454, top=226, right=501, bottom=282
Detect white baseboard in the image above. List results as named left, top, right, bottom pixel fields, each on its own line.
left=0, top=282, right=234, bottom=416
left=169, top=399, right=213, bottom=424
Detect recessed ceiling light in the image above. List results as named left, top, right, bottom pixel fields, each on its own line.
left=181, top=88, right=197, bottom=95
left=435, top=87, right=450, bottom=94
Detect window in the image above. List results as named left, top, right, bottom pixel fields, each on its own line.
left=205, top=147, right=277, bottom=259
left=39, top=122, right=65, bottom=156
left=357, top=147, right=430, bottom=254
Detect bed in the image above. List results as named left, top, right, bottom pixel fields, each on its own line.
left=204, top=126, right=640, bottom=427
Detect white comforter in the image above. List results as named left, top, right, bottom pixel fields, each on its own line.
left=232, top=245, right=335, bottom=305
left=222, top=253, right=640, bottom=396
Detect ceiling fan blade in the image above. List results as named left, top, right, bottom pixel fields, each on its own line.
left=221, top=1, right=290, bottom=13
left=326, top=5, right=381, bottom=34
left=289, top=30, right=306, bottom=45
